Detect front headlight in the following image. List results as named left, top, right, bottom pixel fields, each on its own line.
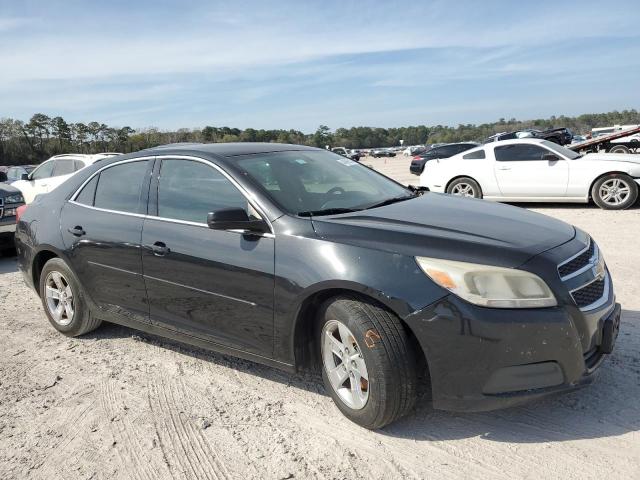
left=416, top=257, right=557, bottom=308
left=4, top=193, right=24, bottom=204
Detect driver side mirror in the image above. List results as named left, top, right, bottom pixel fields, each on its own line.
left=207, top=207, right=268, bottom=234
left=542, top=153, right=560, bottom=161
left=21, top=173, right=30, bottom=180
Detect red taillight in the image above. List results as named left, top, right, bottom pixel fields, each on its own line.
left=16, top=204, right=28, bottom=223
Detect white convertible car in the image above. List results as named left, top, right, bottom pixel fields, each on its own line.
left=420, top=138, right=640, bottom=210
left=12, top=153, right=120, bottom=204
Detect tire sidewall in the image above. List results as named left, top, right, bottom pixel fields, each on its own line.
left=592, top=174, right=638, bottom=210
left=39, top=258, right=90, bottom=336
left=447, top=177, right=482, bottom=198
left=317, top=299, right=394, bottom=428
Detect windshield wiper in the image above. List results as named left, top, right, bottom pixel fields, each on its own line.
left=360, top=194, right=416, bottom=210
left=298, top=207, right=362, bottom=217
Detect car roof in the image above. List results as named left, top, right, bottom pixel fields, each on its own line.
left=487, top=138, right=548, bottom=146
left=143, top=142, right=320, bottom=157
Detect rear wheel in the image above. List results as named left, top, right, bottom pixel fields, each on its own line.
left=609, top=145, right=630, bottom=154
left=39, top=258, right=102, bottom=336
left=592, top=173, right=638, bottom=210
left=318, top=296, right=417, bottom=429
left=446, top=177, right=482, bottom=198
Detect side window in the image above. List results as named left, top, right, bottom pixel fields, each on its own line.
left=74, top=160, right=85, bottom=171
left=31, top=161, right=55, bottom=180
left=94, top=160, right=150, bottom=213
left=7, top=168, right=15, bottom=181
left=157, top=159, right=252, bottom=224
left=52, top=159, right=76, bottom=177
left=494, top=144, right=550, bottom=161
left=463, top=149, right=486, bottom=159
left=74, top=175, right=99, bottom=206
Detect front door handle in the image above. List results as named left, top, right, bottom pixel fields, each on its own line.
left=497, top=166, right=511, bottom=170
left=68, top=226, right=86, bottom=237
left=145, top=241, right=170, bottom=256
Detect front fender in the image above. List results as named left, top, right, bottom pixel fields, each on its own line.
left=271, top=230, right=447, bottom=365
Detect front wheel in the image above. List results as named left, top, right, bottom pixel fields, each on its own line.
left=446, top=177, right=483, bottom=198
left=592, top=173, right=638, bottom=210
left=318, top=296, right=417, bottom=429
left=39, top=258, right=102, bottom=336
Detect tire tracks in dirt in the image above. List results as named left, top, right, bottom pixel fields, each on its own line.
left=147, top=375, right=232, bottom=480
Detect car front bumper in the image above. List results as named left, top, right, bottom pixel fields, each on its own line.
left=404, top=294, right=620, bottom=412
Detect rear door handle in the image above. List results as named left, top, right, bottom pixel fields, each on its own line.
left=67, top=226, right=86, bottom=237
left=145, top=241, right=170, bottom=256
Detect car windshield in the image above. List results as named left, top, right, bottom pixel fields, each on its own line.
left=236, top=150, right=414, bottom=216
left=540, top=140, right=581, bottom=159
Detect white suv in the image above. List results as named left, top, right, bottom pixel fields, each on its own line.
left=12, top=153, right=120, bottom=204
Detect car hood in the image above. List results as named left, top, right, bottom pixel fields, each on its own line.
left=0, top=183, right=21, bottom=196
left=582, top=152, right=640, bottom=164
left=311, top=193, right=575, bottom=268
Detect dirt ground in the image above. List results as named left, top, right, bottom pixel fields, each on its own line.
left=1, top=156, right=639, bottom=479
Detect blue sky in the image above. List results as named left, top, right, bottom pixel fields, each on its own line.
left=1, top=0, right=639, bottom=132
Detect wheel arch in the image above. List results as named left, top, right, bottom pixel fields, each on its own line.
left=291, top=285, right=432, bottom=387
left=30, top=245, right=66, bottom=296
left=588, top=171, right=633, bottom=199
left=445, top=175, right=483, bottom=195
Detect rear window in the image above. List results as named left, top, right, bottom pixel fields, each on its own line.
left=463, top=149, right=486, bottom=159
left=75, top=175, right=99, bottom=206
left=93, top=160, right=150, bottom=213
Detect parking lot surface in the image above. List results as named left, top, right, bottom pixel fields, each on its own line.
left=1, top=156, right=639, bottom=479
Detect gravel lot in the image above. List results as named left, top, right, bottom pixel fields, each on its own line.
left=1, top=155, right=639, bottom=479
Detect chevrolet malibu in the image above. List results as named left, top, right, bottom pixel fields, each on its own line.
left=15, top=143, right=621, bottom=429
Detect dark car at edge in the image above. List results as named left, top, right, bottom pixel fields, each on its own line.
left=0, top=182, right=25, bottom=253
left=15, top=143, right=621, bottom=428
left=410, top=142, right=479, bottom=175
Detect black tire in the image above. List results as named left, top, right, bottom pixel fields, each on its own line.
left=609, top=145, right=630, bottom=154
left=591, top=173, right=638, bottom=210
left=446, top=177, right=483, bottom=198
left=39, top=257, right=102, bottom=336
left=317, top=295, right=417, bottom=429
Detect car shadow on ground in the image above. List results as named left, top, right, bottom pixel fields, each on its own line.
left=0, top=255, right=18, bottom=274
left=85, top=308, right=640, bottom=444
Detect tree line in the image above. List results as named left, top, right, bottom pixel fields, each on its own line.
left=1, top=109, right=638, bottom=166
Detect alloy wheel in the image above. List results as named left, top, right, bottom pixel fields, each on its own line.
left=451, top=183, right=475, bottom=197
left=321, top=320, right=369, bottom=410
left=599, top=178, right=631, bottom=206
left=45, top=271, right=75, bottom=326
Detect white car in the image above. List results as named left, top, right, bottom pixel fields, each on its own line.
left=12, top=153, right=119, bottom=204
left=420, top=138, right=640, bottom=210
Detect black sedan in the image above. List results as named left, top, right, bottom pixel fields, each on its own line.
left=0, top=183, right=25, bottom=254
left=410, top=142, right=478, bottom=175
left=16, top=143, right=620, bottom=428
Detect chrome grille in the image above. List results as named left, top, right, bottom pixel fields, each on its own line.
left=572, top=277, right=606, bottom=308
left=558, top=237, right=609, bottom=311
left=558, top=241, right=595, bottom=278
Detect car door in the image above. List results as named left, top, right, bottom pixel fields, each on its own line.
left=48, top=159, right=77, bottom=191
left=21, top=160, right=55, bottom=203
left=141, top=157, right=275, bottom=357
left=60, top=158, right=154, bottom=324
left=492, top=143, right=569, bottom=197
